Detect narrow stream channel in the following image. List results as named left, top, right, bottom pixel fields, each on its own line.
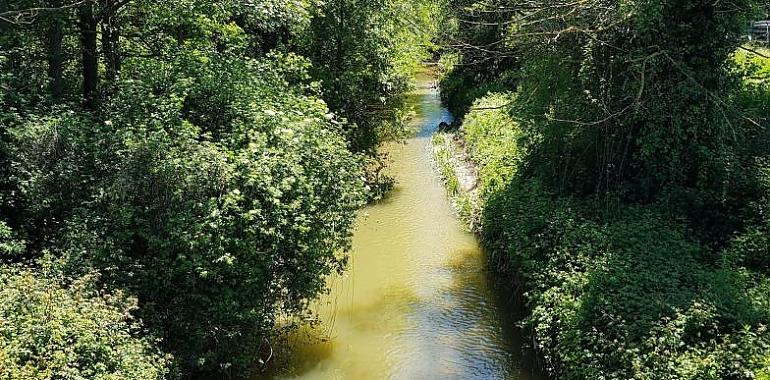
left=264, top=72, right=541, bottom=380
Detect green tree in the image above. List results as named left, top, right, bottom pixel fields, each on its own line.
left=0, top=0, right=375, bottom=377
left=304, top=0, right=440, bottom=152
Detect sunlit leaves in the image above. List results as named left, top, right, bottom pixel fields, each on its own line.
left=0, top=265, right=170, bottom=380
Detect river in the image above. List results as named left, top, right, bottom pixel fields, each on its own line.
left=263, top=71, right=541, bottom=380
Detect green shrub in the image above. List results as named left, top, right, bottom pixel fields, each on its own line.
left=0, top=221, right=23, bottom=259
left=431, top=93, right=523, bottom=230
left=733, top=46, right=770, bottom=82
left=7, top=51, right=366, bottom=376
left=442, top=1, right=770, bottom=379
left=0, top=264, right=170, bottom=380
left=461, top=93, right=523, bottom=200
left=440, top=69, right=517, bottom=117
left=305, top=0, right=440, bottom=153
left=431, top=133, right=462, bottom=196
left=483, top=180, right=770, bottom=379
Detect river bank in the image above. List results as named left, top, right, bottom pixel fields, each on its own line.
left=428, top=94, right=547, bottom=376
left=431, top=130, right=482, bottom=232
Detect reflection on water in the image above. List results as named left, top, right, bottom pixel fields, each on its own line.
left=259, top=71, right=541, bottom=380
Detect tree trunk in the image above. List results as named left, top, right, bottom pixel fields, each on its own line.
left=79, top=3, right=98, bottom=110
left=101, top=0, right=120, bottom=82
left=45, top=17, right=64, bottom=99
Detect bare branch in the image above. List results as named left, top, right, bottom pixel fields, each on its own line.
left=0, top=0, right=90, bottom=24
left=739, top=45, right=770, bottom=59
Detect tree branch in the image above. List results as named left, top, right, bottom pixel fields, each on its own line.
left=0, top=0, right=90, bottom=24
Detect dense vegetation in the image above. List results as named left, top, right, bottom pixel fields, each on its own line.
left=0, top=0, right=437, bottom=378
left=0, top=257, right=170, bottom=379
left=439, top=1, right=770, bottom=378
left=4, top=0, right=770, bottom=378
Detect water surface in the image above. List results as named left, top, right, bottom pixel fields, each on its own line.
left=264, top=72, right=541, bottom=380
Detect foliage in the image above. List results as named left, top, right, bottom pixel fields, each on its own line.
left=440, top=0, right=770, bottom=243
left=363, top=152, right=397, bottom=201
left=510, top=1, right=770, bottom=246
left=304, top=0, right=442, bottom=152
left=734, top=47, right=770, bottom=81
left=441, top=1, right=770, bottom=378
left=6, top=49, right=366, bottom=375
left=460, top=93, right=521, bottom=199
left=431, top=134, right=462, bottom=197
left=0, top=261, right=170, bottom=380
left=482, top=180, right=770, bottom=379
left=0, top=0, right=430, bottom=377
left=0, top=221, right=24, bottom=258
left=431, top=92, right=521, bottom=230
left=431, top=133, right=478, bottom=228
left=437, top=0, right=519, bottom=116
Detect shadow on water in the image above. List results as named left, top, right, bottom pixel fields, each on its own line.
left=254, top=69, right=544, bottom=380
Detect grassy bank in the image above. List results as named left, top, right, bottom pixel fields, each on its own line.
left=431, top=93, right=521, bottom=231
left=431, top=132, right=479, bottom=230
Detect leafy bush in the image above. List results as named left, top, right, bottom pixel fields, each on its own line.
left=461, top=93, right=522, bottom=199
left=431, top=93, right=523, bottom=230
left=483, top=180, right=770, bottom=379
left=0, top=221, right=24, bottom=258
left=0, top=263, right=169, bottom=380
left=431, top=134, right=462, bottom=196
left=305, top=0, right=440, bottom=152
left=431, top=133, right=478, bottom=228
left=734, top=46, right=770, bottom=82
left=440, top=68, right=518, bottom=117
left=7, top=50, right=366, bottom=375
left=436, top=2, right=519, bottom=117
left=0, top=0, right=439, bottom=377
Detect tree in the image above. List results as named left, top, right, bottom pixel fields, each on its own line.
left=305, top=0, right=439, bottom=152
left=0, top=0, right=435, bottom=377
left=78, top=1, right=97, bottom=109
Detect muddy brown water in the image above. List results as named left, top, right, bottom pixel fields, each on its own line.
left=259, top=72, right=542, bottom=380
